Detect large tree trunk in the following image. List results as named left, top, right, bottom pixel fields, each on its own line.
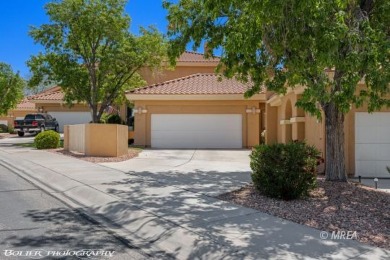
left=91, top=105, right=99, bottom=123
left=323, top=101, right=347, bottom=181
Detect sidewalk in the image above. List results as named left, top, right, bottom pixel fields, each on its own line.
left=0, top=147, right=389, bottom=259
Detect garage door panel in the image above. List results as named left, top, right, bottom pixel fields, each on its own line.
left=355, top=144, right=377, bottom=161
left=357, top=161, right=390, bottom=178
left=356, top=161, right=376, bottom=177
left=153, top=130, right=240, bottom=139
left=375, top=161, right=390, bottom=177
left=355, top=112, right=390, bottom=177
left=356, top=113, right=390, bottom=126
left=376, top=127, right=390, bottom=143
left=355, top=127, right=378, bottom=143
left=375, top=145, right=390, bottom=160
left=151, top=114, right=242, bottom=149
left=356, top=144, right=390, bottom=161
left=375, top=114, right=390, bottom=126
left=49, top=112, right=91, bottom=132
left=356, top=126, right=390, bottom=144
left=152, top=115, right=241, bottom=132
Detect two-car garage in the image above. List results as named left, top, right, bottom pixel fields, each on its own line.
left=151, top=114, right=243, bottom=149
left=128, top=73, right=266, bottom=150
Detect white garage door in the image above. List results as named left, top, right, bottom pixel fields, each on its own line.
left=151, top=114, right=242, bottom=149
left=49, top=112, right=92, bottom=132
left=355, top=112, right=390, bottom=177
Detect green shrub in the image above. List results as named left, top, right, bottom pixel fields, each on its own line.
left=250, top=141, right=319, bottom=200
left=99, top=113, right=124, bottom=124
left=106, top=114, right=124, bottom=124
left=34, top=130, right=60, bottom=149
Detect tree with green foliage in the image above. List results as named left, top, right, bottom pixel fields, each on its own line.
left=28, top=0, right=166, bottom=123
left=164, top=0, right=390, bottom=181
left=0, top=62, right=24, bottom=115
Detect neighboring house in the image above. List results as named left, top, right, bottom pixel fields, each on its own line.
left=29, top=86, right=91, bottom=132
left=0, top=98, right=37, bottom=128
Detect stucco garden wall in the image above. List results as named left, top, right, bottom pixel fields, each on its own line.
left=64, top=124, right=128, bottom=157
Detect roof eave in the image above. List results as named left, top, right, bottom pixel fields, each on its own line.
left=162, top=61, right=220, bottom=67
left=126, top=93, right=266, bottom=101
left=30, top=100, right=65, bottom=104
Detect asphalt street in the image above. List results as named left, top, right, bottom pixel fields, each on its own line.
left=0, top=164, right=148, bottom=260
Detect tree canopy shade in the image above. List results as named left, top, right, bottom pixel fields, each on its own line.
left=0, top=62, right=24, bottom=115
left=28, top=0, right=166, bottom=123
left=164, top=0, right=390, bottom=181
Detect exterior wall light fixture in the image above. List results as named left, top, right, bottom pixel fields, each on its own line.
left=133, top=107, right=148, bottom=114
left=246, top=107, right=261, bottom=114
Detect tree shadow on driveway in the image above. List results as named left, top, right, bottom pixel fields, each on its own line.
left=124, top=169, right=252, bottom=196
left=0, top=207, right=142, bottom=259
left=92, top=171, right=384, bottom=259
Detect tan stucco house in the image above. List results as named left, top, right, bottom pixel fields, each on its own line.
left=28, top=86, right=91, bottom=132
left=126, top=60, right=390, bottom=178
left=0, top=98, right=37, bottom=128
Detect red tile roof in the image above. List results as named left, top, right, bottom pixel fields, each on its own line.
left=29, top=86, right=64, bottom=101
left=177, top=51, right=220, bottom=63
left=129, top=73, right=260, bottom=95
left=15, top=98, right=36, bottom=110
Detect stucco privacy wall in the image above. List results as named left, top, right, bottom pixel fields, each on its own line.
left=64, top=124, right=128, bottom=157
left=64, top=124, right=86, bottom=154
left=133, top=100, right=265, bottom=148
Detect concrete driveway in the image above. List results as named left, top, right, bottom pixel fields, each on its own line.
left=100, top=149, right=252, bottom=196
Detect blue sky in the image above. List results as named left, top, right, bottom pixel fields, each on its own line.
left=0, top=0, right=171, bottom=78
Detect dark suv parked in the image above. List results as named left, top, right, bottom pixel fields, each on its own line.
left=14, top=113, right=59, bottom=137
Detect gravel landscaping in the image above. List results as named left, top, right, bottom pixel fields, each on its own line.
left=217, top=178, right=390, bottom=249
left=50, top=148, right=141, bottom=163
